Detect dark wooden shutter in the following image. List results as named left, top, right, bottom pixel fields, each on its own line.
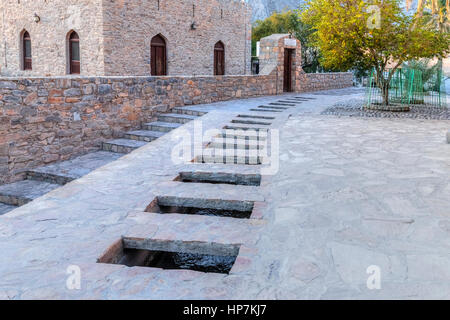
left=23, top=31, right=32, bottom=70
left=69, top=32, right=80, bottom=74
left=151, top=35, right=167, bottom=76
left=214, top=42, right=225, bottom=76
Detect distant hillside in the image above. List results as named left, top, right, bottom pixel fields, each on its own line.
left=246, top=0, right=304, bottom=22
left=245, top=0, right=418, bottom=22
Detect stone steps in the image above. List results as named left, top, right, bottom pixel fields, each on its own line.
left=26, top=151, right=122, bottom=185
left=0, top=108, right=202, bottom=214
left=249, top=108, right=282, bottom=113
left=219, top=129, right=267, bottom=141
left=269, top=102, right=295, bottom=107
left=194, top=154, right=264, bottom=165
left=277, top=100, right=302, bottom=104
left=143, top=121, right=182, bottom=133
left=102, top=139, right=148, bottom=154
left=0, top=203, right=17, bottom=215
left=154, top=181, right=264, bottom=204
left=172, top=107, right=208, bottom=117
left=124, top=130, right=165, bottom=142
left=104, top=111, right=199, bottom=154
left=257, top=105, right=289, bottom=110
left=237, top=114, right=276, bottom=120
left=223, top=123, right=270, bottom=131
left=210, top=137, right=266, bottom=150
left=231, top=119, right=272, bottom=126
left=0, top=180, right=60, bottom=206
left=157, top=113, right=198, bottom=124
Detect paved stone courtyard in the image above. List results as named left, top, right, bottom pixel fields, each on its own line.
left=0, top=87, right=449, bottom=299
left=323, top=96, right=450, bottom=120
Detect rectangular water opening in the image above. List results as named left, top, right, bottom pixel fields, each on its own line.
left=174, top=171, right=261, bottom=186
left=270, top=102, right=295, bottom=107
left=98, top=238, right=240, bottom=274
left=231, top=119, right=271, bottom=126
left=295, top=96, right=316, bottom=100
left=146, top=196, right=255, bottom=219
left=224, top=125, right=269, bottom=131
left=237, top=114, right=275, bottom=120
left=249, top=108, right=282, bottom=113
left=257, top=105, right=288, bottom=110
left=278, top=100, right=301, bottom=104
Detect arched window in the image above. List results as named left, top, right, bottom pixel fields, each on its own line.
left=68, top=31, right=80, bottom=74
left=151, top=35, right=167, bottom=76
left=214, top=41, right=225, bottom=76
left=22, top=31, right=32, bottom=70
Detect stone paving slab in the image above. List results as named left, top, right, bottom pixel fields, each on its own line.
left=103, top=139, right=148, bottom=148
left=143, top=121, right=182, bottom=132
left=102, top=139, right=148, bottom=153
left=151, top=181, right=265, bottom=205
left=124, top=130, right=165, bottom=141
left=27, top=151, right=122, bottom=185
left=181, top=163, right=263, bottom=175
left=0, top=180, right=60, bottom=206
left=157, top=113, right=198, bottom=123
left=0, top=203, right=16, bottom=215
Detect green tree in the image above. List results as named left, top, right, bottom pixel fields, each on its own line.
left=252, top=10, right=322, bottom=72
left=302, top=0, right=449, bottom=105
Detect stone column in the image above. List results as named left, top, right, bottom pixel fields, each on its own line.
left=258, top=33, right=303, bottom=94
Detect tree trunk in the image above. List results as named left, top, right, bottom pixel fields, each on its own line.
left=432, top=0, right=439, bottom=14
left=381, top=81, right=390, bottom=106
left=375, top=69, right=390, bottom=106
left=447, top=0, right=450, bottom=21
left=417, top=0, right=425, bottom=16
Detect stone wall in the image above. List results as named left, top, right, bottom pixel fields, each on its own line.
left=0, top=0, right=251, bottom=77
left=0, top=72, right=351, bottom=184
left=102, top=0, right=252, bottom=76
left=0, top=74, right=277, bottom=183
left=0, top=0, right=105, bottom=76
left=298, top=73, right=353, bottom=92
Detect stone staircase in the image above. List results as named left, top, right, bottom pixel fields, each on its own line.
left=0, top=108, right=204, bottom=215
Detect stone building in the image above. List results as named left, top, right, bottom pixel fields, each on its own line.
left=0, top=0, right=252, bottom=77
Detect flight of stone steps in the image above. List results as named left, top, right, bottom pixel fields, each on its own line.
left=0, top=108, right=205, bottom=216
left=194, top=97, right=313, bottom=165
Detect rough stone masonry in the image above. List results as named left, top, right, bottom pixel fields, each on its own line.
left=0, top=32, right=352, bottom=185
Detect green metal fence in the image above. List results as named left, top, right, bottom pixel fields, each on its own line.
left=366, top=67, right=447, bottom=108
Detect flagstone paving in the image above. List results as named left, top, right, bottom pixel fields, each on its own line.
left=1, top=87, right=450, bottom=299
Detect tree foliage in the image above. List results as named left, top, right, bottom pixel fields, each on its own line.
left=301, top=0, right=449, bottom=104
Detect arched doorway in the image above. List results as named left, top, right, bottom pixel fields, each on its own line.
left=214, top=41, right=225, bottom=76
left=151, top=35, right=167, bottom=76
left=68, top=31, right=80, bottom=74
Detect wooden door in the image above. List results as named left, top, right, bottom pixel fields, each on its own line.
left=283, top=49, right=293, bottom=92
left=151, top=35, right=167, bottom=76
left=214, top=42, right=225, bottom=76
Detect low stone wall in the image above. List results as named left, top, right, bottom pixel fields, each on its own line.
left=0, top=73, right=351, bottom=183
left=298, top=73, right=353, bottom=92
